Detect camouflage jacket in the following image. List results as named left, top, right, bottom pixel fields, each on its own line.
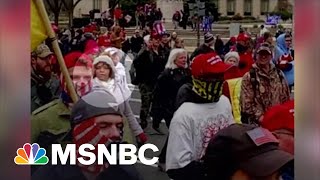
left=240, top=63, right=290, bottom=122
left=31, top=70, right=61, bottom=112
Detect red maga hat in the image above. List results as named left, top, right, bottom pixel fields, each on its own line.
left=191, top=53, right=232, bottom=78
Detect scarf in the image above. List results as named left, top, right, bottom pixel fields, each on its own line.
left=94, top=77, right=116, bottom=93
left=192, top=77, right=223, bottom=102
left=93, top=77, right=131, bottom=106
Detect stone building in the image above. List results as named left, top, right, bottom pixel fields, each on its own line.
left=73, top=0, right=109, bottom=18
left=72, top=0, right=294, bottom=20
left=210, top=0, right=294, bottom=19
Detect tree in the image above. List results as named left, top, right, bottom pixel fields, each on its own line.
left=61, top=0, right=82, bottom=27
left=44, top=0, right=64, bottom=25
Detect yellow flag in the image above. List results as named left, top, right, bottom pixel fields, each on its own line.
left=31, top=0, right=48, bottom=51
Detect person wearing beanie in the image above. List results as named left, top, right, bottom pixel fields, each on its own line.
left=223, top=51, right=242, bottom=79
left=102, top=47, right=132, bottom=90
left=166, top=53, right=235, bottom=180
left=203, top=124, right=293, bottom=180
left=31, top=52, right=94, bottom=173
left=224, top=51, right=240, bottom=66
left=222, top=51, right=243, bottom=123
left=32, top=90, right=143, bottom=180
left=92, top=55, right=147, bottom=145
left=189, top=33, right=215, bottom=61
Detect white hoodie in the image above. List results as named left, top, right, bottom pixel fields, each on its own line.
left=92, top=56, right=143, bottom=136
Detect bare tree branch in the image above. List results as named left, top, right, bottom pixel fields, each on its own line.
left=45, top=0, right=55, bottom=12
left=61, top=0, right=68, bottom=10
left=54, top=0, right=59, bottom=11
left=58, top=1, right=63, bottom=10
left=74, top=0, right=82, bottom=9
left=111, top=0, right=120, bottom=10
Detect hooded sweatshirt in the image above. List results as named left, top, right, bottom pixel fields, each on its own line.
left=275, top=34, right=294, bottom=86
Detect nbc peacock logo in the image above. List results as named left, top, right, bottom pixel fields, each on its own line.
left=14, top=143, right=49, bottom=165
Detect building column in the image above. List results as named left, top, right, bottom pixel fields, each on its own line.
left=252, top=0, right=261, bottom=19
left=101, top=0, right=109, bottom=11
left=269, top=0, right=278, bottom=12
left=235, top=0, right=244, bottom=16
left=219, top=0, right=227, bottom=16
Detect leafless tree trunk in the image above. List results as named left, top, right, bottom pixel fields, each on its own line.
left=61, top=0, right=83, bottom=28
left=44, top=0, right=63, bottom=25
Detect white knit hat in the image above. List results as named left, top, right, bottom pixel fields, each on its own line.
left=93, top=55, right=116, bottom=79
left=224, top=51, right=240, bottom=66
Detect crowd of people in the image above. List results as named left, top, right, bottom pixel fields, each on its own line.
left=31, top=9, right=295, bottom=179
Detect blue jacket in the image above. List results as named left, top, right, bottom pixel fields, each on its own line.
left=283, top=61, right=294, bottom=86
left=275, top=34, right=294, bottom=86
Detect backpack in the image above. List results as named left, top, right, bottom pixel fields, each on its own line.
left=241, top=67, right=284, bottom=124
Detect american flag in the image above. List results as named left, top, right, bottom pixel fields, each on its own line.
left=247, top=127, right=279, bottom=146
left=153, top=20, right=166, bottom=35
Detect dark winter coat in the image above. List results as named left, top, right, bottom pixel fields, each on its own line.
left=151, top=68, right=191, bottom=120
left=133, top=48, right=167, bottom=85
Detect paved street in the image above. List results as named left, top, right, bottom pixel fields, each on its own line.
left=129, top=85, right=171, bottom=180
left=124, top=49, right=293, bottom=179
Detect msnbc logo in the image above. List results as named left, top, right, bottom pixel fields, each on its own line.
left=14, top=143, right=49, bottom=165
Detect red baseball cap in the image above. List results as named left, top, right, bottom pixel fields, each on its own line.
left=261, top=100, right=294, bottom=132
left=230, top=36, right=236, bottom=43
left=191, top=53, right=232, bottom=78
left=64, top=52, right=93, bottom=69
left=237, top=33, right=250, bottom=42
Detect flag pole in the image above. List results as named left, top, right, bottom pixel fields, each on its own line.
left=33, top=0, right=78, bottom=103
